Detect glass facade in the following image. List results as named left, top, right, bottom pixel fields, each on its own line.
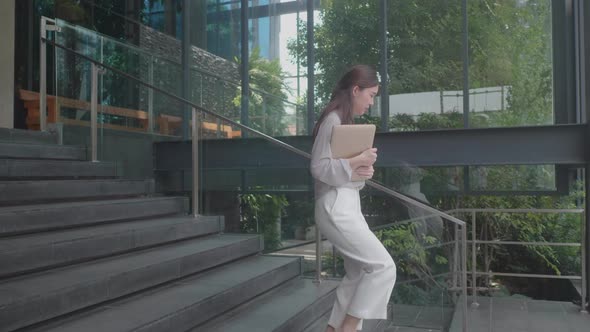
left=10, top=0, right=590, bottom=328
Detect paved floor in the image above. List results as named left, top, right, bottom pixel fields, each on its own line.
left=449, top=296, right=590, bottom=332
left=390, top=304, right=454, bottom=331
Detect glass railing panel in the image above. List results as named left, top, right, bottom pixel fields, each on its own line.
left=195, top=110, right=317, bottom=260
left=189, top=65, right=302, bottom=137
left=189, top=67, right=240, bottom=122
left=54, top=38, right=183, bottom=179
left=55, top=19, right=102, bottom=61
left=372, top=164, right=564, bottom=202
left=54, top=32, right=93, bottom=157
left=371, top=165, right=463, bottom=203
left=153, top=56, right=183, bottom=96
left=54, top=18, right=301, bottom=139
left=55, top=17, right=189, bottom=135
left=450, top=206, right=584, bottom=304
left=320, top=185, right=469, bottom=331
left=467, top=165, right=557, bottom=192
left=253, top=93, right=302, bottom=137
left=55, top=19, right=143, bottom=74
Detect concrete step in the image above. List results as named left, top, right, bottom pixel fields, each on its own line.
left=0, top=233, right=262, bottom=331
left=31, top=255, right=300, bottom=332
left=0, top=159, right=117, bottom=179
left=304, top=310, right=388, bottom=332
left=0, top=179, right=155, bottom=206
left=0, top=215, right=224, bottom=277
left=0, top=141, right=86, bottom=160
left=0, top=128, right=57, bottom=145
left=0, top=196, right=188, bottom=236
left=195, top=277, right=339, bottom=332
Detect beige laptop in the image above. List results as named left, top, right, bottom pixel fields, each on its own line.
left=331, top=124, right=376, bottom=159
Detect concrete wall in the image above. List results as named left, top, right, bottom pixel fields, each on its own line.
left=0, top=1, right=15, bottom=128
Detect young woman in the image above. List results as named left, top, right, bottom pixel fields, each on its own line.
left=310, top=65, right=396, bottom=332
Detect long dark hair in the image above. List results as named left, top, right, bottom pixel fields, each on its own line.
left=312, top=64, right=379, bottom=137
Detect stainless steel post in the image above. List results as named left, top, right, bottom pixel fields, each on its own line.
left=148, top=56, right=154, bottom=134
left=582, top=211, right=588, bottom=313
left=453, top=223, right=459, bottom=292
left=462, top=225, right=469, bottom=332
left=471, top=211, right=479, bottom=308
left=39, top=18, right=47, bottom=131
left=90, top=64, right=99, bottom=162
left=39, top=17, right=59, bottom=132
left=192, top=107, right=199, bottom=217
left=315, top=225, right=322, bottom=283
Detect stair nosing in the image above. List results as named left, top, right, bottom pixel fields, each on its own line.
left=33, top=255, right=300, bottom=332
left=196, top=277, right=339, bottom=332
left=0, top=215, right=211, bottom=250
left=0, top=196, right=182, bottom=213
left=0, top=216, right=222, bottom=276
left=0, top=233, right=261, bottom=307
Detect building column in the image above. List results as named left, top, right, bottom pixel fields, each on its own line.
left=0, top=0, right=15, bottom=128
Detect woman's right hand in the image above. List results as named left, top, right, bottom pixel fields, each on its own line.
left=348, top=148, right=378, bottom=171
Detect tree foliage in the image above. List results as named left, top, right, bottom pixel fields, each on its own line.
left=288, top=0, right=553, bottom=128
left=240, top=193, right=289, bottom=252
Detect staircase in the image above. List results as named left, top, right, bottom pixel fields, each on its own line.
left=0, top=128, right=345, bottom=332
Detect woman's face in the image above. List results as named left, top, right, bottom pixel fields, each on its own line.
left=352, top=85, right=379, bottom=116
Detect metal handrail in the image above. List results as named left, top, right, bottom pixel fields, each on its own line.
left=40, top=33, right=470, bottom=328
left=449, top=208, right=584, bottom=214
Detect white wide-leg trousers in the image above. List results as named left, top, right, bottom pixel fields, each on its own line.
left=315, top=187, right=397, bottom=331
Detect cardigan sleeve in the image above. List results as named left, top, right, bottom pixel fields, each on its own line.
left=310, top=114, right=353, bottom=187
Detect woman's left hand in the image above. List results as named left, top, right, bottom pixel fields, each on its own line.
left=353, top=165, right=374, bottom=180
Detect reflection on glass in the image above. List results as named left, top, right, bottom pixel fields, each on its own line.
left=469, top=165, right=556, bottom=192
left=374, top=166, right=463, bottom=203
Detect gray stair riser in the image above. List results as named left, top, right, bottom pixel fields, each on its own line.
left=276, top=290, right=337, bottom=332
left=0, top=236, right=261, bottom=331
left=0, top=180, right=154, bottom=205
left=302, top=311, right=331, bottom=332
left=0, top=143, right=85, bottom=160
left=0, top=216, right=223, bottom=277
left=28, top=257, right=300, bottom=332
left=193, top=277, right=340, bottom=332
left=305, top=316, right=387, bottom=332
left=0, top=128, right=57, bottom=145
left=0, top=160, right=117, bottom=178
left=0, top=198, right=188, bottom=235
left=137, top=259, right=301, bottom=332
